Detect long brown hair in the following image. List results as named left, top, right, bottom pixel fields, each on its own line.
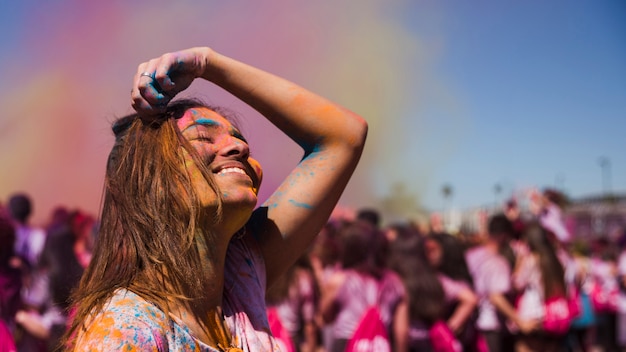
left=66, top=99, right=231, bottom=346
left=390, top=230, right=445, bottom=325
left=525, top=222, right=566, bottom=298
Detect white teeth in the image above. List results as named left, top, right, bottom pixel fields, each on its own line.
left=218, top=167, right=247, bottom=175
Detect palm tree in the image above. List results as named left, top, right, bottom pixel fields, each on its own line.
left=441, top=183, right=453, bottom=203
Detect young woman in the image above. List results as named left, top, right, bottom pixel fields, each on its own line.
left=319, top=221, right=406, bottom=352
left=66, top=46, right=367, bottom=351
left=512, top=223, right=568, bottom=352
left=419, top=233, right=480, bottom=351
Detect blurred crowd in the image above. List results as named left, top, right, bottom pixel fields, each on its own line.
left=0, top=194, right=95, bottom=351
left=1, top=189, right=626, bottom=352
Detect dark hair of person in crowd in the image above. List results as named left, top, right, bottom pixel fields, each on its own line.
left=397, top=255, right=445, bottom=325
left=542, top=188, right=569, bottom=209
left=524, top=222, right=566, bottom=298
left=488, top=213, right=517, bottom=269
left=45, top=206, right=71, bottom=235
left=8, top=193, right=32, bottom=223
left=35, top=213, right=86, bottom=350
left=387, top=225, right=445, bottom=325
left=420, top=233, right=474, bottom=288
left=356, top=208, right=381, bottom=229
left=504, top=199, right=525, bottom=240
left=339, top=221, right=388, bottom=280
left=488, top=213, right=515, bottom=239
left=386, top=223, right=421, bottom=273
left=40, top=218, right=85, bottom=311
left=310, top=221, right=342, bottom=269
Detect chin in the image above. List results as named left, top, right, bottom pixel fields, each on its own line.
left=223, top=194, right=257, bottom=217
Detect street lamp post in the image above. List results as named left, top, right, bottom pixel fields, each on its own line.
left=598, top=157, right=612, bottom=196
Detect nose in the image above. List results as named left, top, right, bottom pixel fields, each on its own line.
left=218, top=135, right=250, bottom=159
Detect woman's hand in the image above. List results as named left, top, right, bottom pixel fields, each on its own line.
left=131, top=47, right=212, bottom=118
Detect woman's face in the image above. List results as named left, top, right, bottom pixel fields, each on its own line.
left=176, top=107, right=263, bottom=225
left=424, top=238, right=443, bottom=268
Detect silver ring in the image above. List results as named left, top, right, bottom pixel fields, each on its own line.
left=140, top=72, right=154, bottom=79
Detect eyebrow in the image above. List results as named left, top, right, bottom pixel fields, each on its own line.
left=185, top=118, right=248, bottom=143
left=195, top=118, right=219, bottom=127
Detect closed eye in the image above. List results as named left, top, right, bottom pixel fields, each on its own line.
left=195, top=133, right=213, bottom=143
left=232, top=131, right=248, bottom=144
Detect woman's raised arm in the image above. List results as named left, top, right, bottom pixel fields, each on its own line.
left=132, top=47, right=368, bottom=286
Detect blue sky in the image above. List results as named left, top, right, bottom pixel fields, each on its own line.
left=403, top=1, right=626, bottom=210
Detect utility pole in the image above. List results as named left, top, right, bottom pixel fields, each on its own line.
left=598, top=157, right=612, bottom=196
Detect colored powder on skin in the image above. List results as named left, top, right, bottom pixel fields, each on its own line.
left=195, top=118, right=218, bottom=126
left=288, top=199, right=313, bottom=209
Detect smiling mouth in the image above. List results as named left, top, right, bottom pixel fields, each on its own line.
left=217, top=167, right=248, bottom=176
left=216, top=167, right=258, bottom=189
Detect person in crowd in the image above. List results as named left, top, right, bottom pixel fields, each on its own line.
left=265, top=254, right=318, bottom=352
left=0, top=206, right=21, bottom=343
left=389, top=229, right=478, bottom=352
left=66, top=46, right=367, bottom=351
left=465, top=213, right=540, bottom=352
left=394, top=254, right=447, bottom=352
left=356, top=208, right=381, bottom=230
left=68, top=210, right=95, bottom=269
left=419, top=233, right=480, bottom=351
left=319, top=221, right=406, bottom=351
left=7, top=193, right=47, bottom=270
left=512, top=222, right=568, bottom=352
left=589, top=237, right=620, bottom=352
left=565, top=241, right=596, bottom=352
left=617, top=230, right=626, bottom=349
left=309, top=221, right=345, bottom=351
left=15, top=209, right=85, bottom=351
left=529, top=189, right=572, bottom=244
left=504, top=198, right=530, bottom=266
left=617, top=231, right=626, bottom=350
left=422, top=233, right=474, bottom=287
left=386, top=223, right=422, bottom=274
left=429, top=212, right=445, bottom=235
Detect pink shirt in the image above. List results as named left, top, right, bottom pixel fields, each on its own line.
left=331, top=269, right=405, bottom=340
left=465, top=246, right=511, bottom=331
left=272, top=268, right=316, bottom=334
left=439, top=274, right=470, bottom=303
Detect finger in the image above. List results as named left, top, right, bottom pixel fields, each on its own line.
left=137, top=59, right=169, bottom=106
left=138, top=79, right=167, bottom=105
left=132, top=67, right=167, bottom=116
left=154, top=53, right=177, bottom=93
left=131, top=93, right=163, bottom=115
left=131, top=62, right=154, bottom=113
left=131, top=62, right=149, bottom=100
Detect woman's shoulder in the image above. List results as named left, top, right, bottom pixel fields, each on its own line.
left=437, top=273, right=469, bottom=299
left=74, top=289, right=170, bottom=351
left=104, top=289, right=167, bottom=321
